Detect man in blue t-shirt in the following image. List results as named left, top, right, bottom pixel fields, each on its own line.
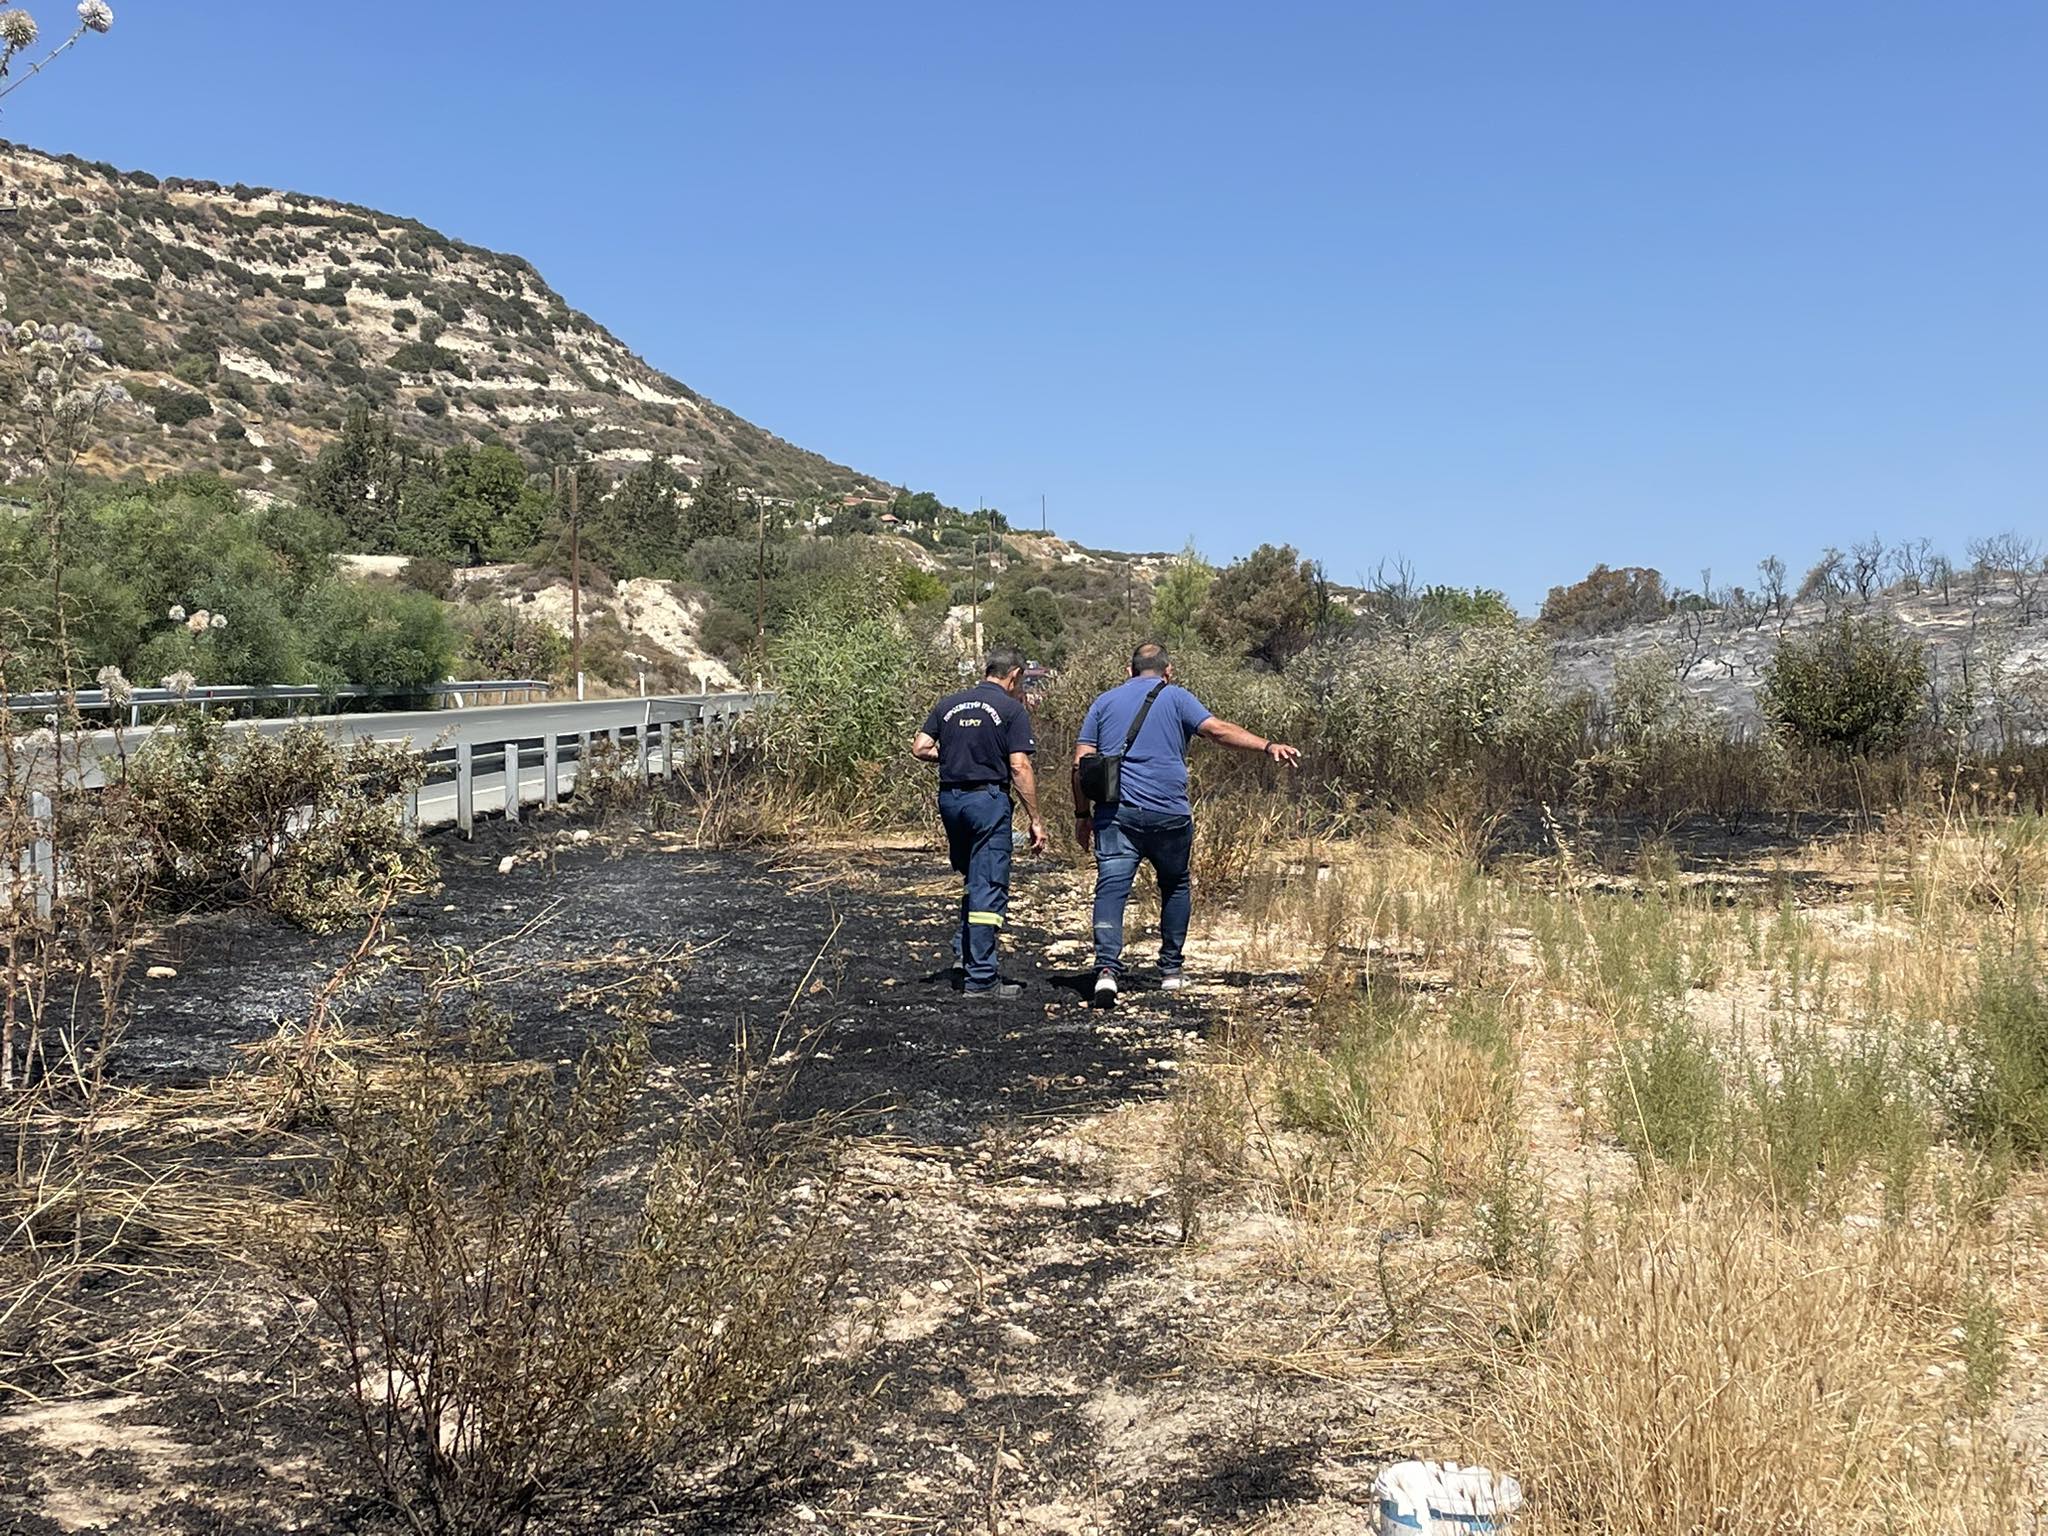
left=913, top=646, right=1047, bottom=999
left=1072, top=641, right=1299, bottom=1008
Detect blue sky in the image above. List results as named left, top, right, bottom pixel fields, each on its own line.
left=10, top=2, right=2046, bottom=607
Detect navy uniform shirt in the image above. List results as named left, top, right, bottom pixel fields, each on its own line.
left=923, top=681, right=1037, bottom=789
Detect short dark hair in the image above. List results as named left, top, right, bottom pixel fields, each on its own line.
left=1130, top=642, right=1170, bottom=676
left=984, top=645, right=1027, bottom=679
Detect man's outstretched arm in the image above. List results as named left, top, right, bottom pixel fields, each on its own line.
left=1197, top=716, right=1301, bottom=766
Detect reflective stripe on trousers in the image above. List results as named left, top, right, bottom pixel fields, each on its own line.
left=939, top=785, right=1013, bottom=988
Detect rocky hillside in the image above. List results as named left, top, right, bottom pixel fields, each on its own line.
left=0, top=141, right=886, bottom=498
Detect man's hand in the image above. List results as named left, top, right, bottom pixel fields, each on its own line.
left=1075, top=813, right=1095, bottom=853
left=1265, top=741, right=1302, bottom=768
left=911, top=730, right=940, bottom=764
left=1028, top=819, right=1048, bottom=854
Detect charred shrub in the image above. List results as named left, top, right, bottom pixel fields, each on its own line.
left=82, top=715, right=430, bottom=929
left=283, top=962, right=846, bottom=1536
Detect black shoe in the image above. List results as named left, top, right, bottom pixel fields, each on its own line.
left=1091, top=969, right=1118, bottom=1010
left=965, top=980, right=1024, bottom=1000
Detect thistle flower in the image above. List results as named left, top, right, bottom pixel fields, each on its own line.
left=160, top=670, right=196, bottom=696
left=186, top=609, right=211, bottom=633
left=77, top=0, right=112, bottom=32
left=208, top=612, right=227, bottom=631
left=95, top=664, right=132, bottom=704
left=0, top=11, right=38, bottom=49
left=168, top=604, right=187, bottom=622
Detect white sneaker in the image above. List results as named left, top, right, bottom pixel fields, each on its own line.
left=1092, top=969, right=1118, bottom=1009
left=1160, top=970, right=1187, bottom=992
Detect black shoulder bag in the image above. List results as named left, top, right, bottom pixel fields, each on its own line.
left=1078, top=681, right=1169, bottom=806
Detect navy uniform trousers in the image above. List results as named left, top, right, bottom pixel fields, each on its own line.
left=938, top=784, right=1012, bottom=989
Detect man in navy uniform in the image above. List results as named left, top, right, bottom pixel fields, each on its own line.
left=913, top=646, right=1048, bottom=999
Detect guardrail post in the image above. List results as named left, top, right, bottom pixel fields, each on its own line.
left=634, top=723, right=650, bottom=782
left=455, top=741, right=474, bottom=837
left=543, top=733, right=560, bottom=806
left=502, top=741, right=520, bottom=822
left=29, top=792, right=52, bottom=917
left=659, top=721, right=674, bottom=779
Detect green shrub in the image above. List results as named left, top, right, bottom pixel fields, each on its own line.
left=396, top=555, right=454, bottom=599
left=894, top=564, right=947, bottom=608
left=1761, top=617, right=1929, bottom=756
left=1195, top=543, right=1329, bottom=670
left=302, top=583, right=456, bottom=691
left=388, top=340, right=471, bottom=380
left=139, top=385, right=213, bottom=427
left=458, top=601, right=568, bottom=680
left=1944, top=952, right=2048, bottom=1161
left=1732, top=1025, right=1928, bottom=1216
left=763, top=593, right=943, bottom=815
left=1607, top=1008, right=1726, bottom=1173
left=1418, top=584, right=1517, bottom=628
left=1294, top=626, right=1585, bottom=809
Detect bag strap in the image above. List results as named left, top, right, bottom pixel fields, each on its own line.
left=1115, top=681, right=1171, bottom=757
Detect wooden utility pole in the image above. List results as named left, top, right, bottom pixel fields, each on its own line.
left=754, top=494, right=768, bottom=648
left=568, top=466, right=584, bottom=699
left=971, top=504, right=983, bottom=654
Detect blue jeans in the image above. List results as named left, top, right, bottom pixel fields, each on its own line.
left=939, top=786, right=1013, bottom=989
left=1092, top=806, right=1194, bottom=976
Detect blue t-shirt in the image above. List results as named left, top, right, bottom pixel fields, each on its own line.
left=923, top=681, right=1036, bottom=789
left=1078, top=677, right=1213, bottom=817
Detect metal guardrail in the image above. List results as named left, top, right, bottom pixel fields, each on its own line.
left=9, top=692, right=769, bottom=912
left=5, top=679, right=555, bottom=724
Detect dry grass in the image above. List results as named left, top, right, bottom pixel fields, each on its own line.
left=1472, top=1190, right=2028, bottom=1534
left=1129, top=805, right=2048, bottom=1530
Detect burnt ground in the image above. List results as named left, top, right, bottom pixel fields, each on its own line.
left=1, top=819, right=1401, bottom=1536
